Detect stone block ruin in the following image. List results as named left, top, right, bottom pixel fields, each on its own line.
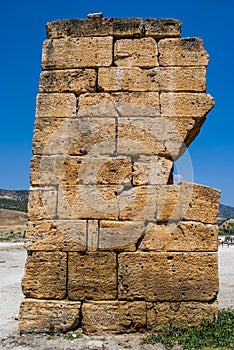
left=19, top=15, right=220, bottom=334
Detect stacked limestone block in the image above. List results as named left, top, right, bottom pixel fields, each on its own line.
left=19, top=16, right=220, bottom=334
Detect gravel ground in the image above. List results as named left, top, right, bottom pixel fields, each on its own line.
left=0, top=243, right=233, bottom=350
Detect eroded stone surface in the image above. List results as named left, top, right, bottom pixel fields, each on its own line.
left=82, top=301, right=146, bottom=334
left=133, top=155, right=173, bottom=185
left=42, top=37, right=113, bottom=69
left=68, top=252, right=117, bottom=300
left=99, top=220, right=145, bottom=251
left=57, top=185, right=119, bottom=220
left=46, top=17, right=143, bottom=39
left=114, top=38, right=158, bottom=67
left=146, top=301, right=218, bottom=329
left=160, top=92, right=214, bottom=117
left=19, top=299, right=81, bottom=333
left=139, top=221, right=218, bottom=252
left=22, top=251, right=67, bottom=299
left=39, top=69, right=96, bottom=93
left=158, top=38, right=210, bottom=66
left=36, top=93, right=76, bottom=118
left=118, top=252, right=218, bottom=301
left=156, top=183, right=220, bottom=224
left=27, top=187, right=57, bottom=221
left=144, top=18, right=182, bottom=38
left=78, top=92, right=160, bottom=117
left=32, top=117, right=116, bottom=156
left=25, top=220, right=87, bottom=251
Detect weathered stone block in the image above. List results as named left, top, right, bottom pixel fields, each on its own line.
left=39, top=69, right=96, bottom=93
left=114, top=38, right=158, bottom=67
left=46, top=17, right=143, bottom=39
left=57, top=185, right=119, bottom=220
left=133, top=155, right=173, bottom=185
left=144, top=18, right=182, bottom=38
left=63, top=155, right=132, bottom=186
left=156, top=183, right=220, bottom=224
left=36, top=93, right=76, bottom=118
left=25, top=220, right=87, bottom=251
left=30, top=155, right=64, bottom=185
left=139, top=221, right=218, bottom=252
left=68, top=252, right=117, bottom=300
left=27, top=187, right=57, bottom=221
left=158, top=38, right=210, bottom=66
left=146, top=301, right=218, bottom=330
left=32, top=117, right=116, bottom=156
left=182, top=183, right=220, bottom=223
left=159, top=67, right=206, bottom=92
left=99, top=220, right=145, bottom=251
left=19, top=299, right=81, bottom=333
left=82, top=301, right=146, bottom=334
left=83, top=156, right=132, bottom=185
left=160, top=92, right=214, bottom=117
left=98, top=67, right=160, bottom=92
left=32, top=117, right=64, bottom=155
left=117, top=117, right=197, bottom=160
left=118, top=186, right=157, bottom=221
left=42, top=37, right=113, bottom=69
left=118, top=252, right=218, bottom=301
left=78, top=92, right=160, bottom=117
left=22, top=251, right=67, bottom=299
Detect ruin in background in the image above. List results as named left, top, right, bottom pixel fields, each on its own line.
left=19, top=15, right=220, bottom=334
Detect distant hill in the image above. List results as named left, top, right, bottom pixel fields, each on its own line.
left=219, top=204, right=234, bottom=219
left=0, top=189, right=28, bottom=212
left=0, top=208, right=27, bottom=226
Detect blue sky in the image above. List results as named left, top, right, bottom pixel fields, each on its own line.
left=1, top=0, right=233, bottom=206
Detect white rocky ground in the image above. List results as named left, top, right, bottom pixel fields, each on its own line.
left=0, top=243, right=233, bottom=350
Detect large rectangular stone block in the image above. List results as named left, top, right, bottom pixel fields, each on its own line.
left=32, top=117, right=116, bottom=156
left=159, top=67, right=206, bottom=92
left=19, top=299, right=81, bottom=333
left=98, top=67, right=207, bottom=93
left=99, top=220, right=145, bottom=251
left=139, top=221, right=218, bottom=252
left=133, top=155, right=173, bottom=185
left=181, top=183, right=220, bottom=223
left=118, top=186, right=157, bottom=221
left=42, top=37, right=113, bottom=69
left=98, top=67, right=160, bottom=92
left=156, top=183, right=220, bottom=224
left=25, top=220, right=87, bottom=251
left=57, top=185, right=119, bottom=220
left=144, top=18, right=181, bottom=38
left=114, top=38, right=158, bottom=67
left=158, top=38, right=210, bottom=66
left=78, top=92, right=160, bottom=117
left=118, top=252, right=218, bottom=301
left=68, top=252, right=117, bottom=300
left=161, top=92, right=214, bottom=117
left=39, top=69, right=96, bottom=93
left=36, top=93, right=76, bottom=118
left=30, top=155, right=64, bottom=185
left=117, top=117, right=196, bottom=160
left=146, top=301, right=218, bottom=330
left=27, top=186, right=57, bottom=221
left=46, top=17, right=143, bottom=39
left=22, top=251, right=67, bottom=299
left=82, top=301, right=146, bottom=334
